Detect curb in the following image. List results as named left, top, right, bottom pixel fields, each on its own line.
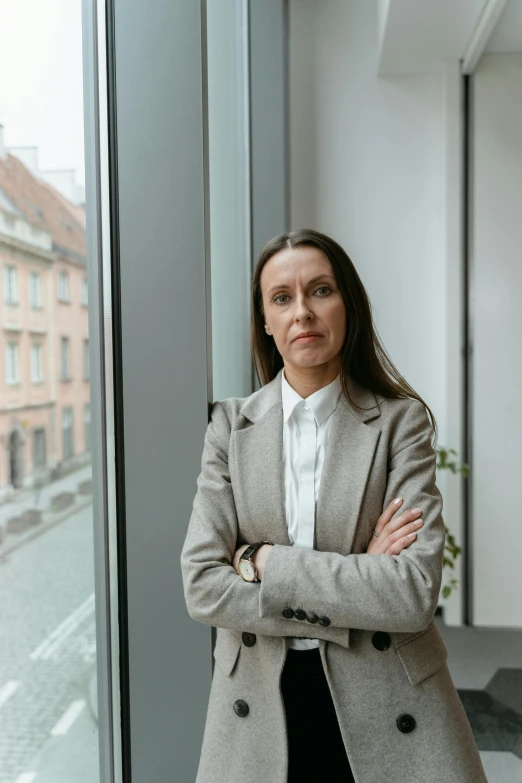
left=0, top=496, right=93, bottom=560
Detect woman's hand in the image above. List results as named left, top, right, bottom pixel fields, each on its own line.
left=366, top=497, right=423, bottom=555
left=232, top=498, right=421, bottom=573
left=232, top=543, right=273, bottom=580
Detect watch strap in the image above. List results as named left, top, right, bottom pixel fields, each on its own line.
left=240, top=540, right=274, bottom=561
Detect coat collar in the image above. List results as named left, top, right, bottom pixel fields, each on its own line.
left=240, top=366, right=381, bottom=425
left=233, top=367, right=382, bottom=555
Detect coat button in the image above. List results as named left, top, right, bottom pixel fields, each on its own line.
left=282, top=608, right=294, bottom=619
left=372, top=631, right=391, bottom=651
left=242, top=632, right=256, bottom=647
left=318, top=616, right=331, bottom=626
left=294, top=609, right=307, bottom=620
left=233, top=699, right=249, bottom=717
left=396, top=714, right=416, bottom=733
left=306, top=612, right=318, bottom=624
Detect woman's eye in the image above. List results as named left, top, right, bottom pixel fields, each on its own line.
left=272, top=286, right=332, bottom=305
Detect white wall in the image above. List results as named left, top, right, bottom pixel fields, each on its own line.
left=471, top=53, right=522, bottom=628
left=288, top=0, right=473, bottom=619
left=289, top=0, right=448, bottom=447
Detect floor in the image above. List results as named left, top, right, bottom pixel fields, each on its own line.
left=436, top=617, right=522, bottom=783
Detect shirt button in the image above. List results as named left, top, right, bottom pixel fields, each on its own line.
left=304, top=404, right=310, bottom=410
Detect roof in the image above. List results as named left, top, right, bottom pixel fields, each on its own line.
left=0, top=152, right=86, bottom=262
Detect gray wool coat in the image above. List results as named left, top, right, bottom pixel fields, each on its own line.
left=180, top=367, right=487, bottom=783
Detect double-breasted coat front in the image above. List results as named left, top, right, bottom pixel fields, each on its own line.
left=180, top=368, right=487, bottom=783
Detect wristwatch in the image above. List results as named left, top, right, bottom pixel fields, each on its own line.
left=238, top=540, right=274, bottom=582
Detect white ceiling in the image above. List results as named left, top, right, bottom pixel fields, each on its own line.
left=378, top=0, right=522, bottom=75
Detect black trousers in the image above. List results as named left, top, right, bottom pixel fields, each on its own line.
left=281, top=646, right=355, bottom=782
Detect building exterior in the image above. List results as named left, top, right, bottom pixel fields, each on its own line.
left=0, top=145, right=90, bottom=503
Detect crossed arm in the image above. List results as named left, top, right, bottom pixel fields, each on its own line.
left=232, top=497, right=425, bottom=576
left=180, top=398, right=445, bottom=647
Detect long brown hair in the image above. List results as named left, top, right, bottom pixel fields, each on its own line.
left=251, top=228, right=438, bottom=447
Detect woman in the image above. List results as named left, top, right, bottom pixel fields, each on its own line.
left=180, top=229, right=486, bottom=783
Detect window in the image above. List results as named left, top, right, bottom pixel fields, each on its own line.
left=31, top=343, right=43, bottom=383
left=6, top=342, right=20, bottom=384
left=0, top=1, right=110, bottom=779
left=33, top=428, right=46, bottom=469
left=84, top=403, right=91, bottom=452
left=83, top=338, right=90, bottom=379
left=3, top=264, right=17, bottom=304
left=82, top=276, right=88, bottom=306
left=61, top=336, right=70, bottom=380
left=29, top=271, right=42, bottom=308
left=58, top=270, right=69, bottom=302
left=62, top=407, right=74, bottom=459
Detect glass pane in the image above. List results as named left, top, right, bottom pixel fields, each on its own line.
left=206, top=0, right=252, bottom=401
left=0, top=2, right=105, bottom=781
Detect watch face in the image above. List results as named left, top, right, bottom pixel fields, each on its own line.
left=239, top=559, right=255, bottom=581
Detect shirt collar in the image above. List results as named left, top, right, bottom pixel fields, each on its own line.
left=281, top=367, right=342, bottom=426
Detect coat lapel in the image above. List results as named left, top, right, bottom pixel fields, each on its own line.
left=314, top=396, right=381, bottom=555
left=233, top=368, right=382, bottom=555
left=236, top=405, right=291, bottom=546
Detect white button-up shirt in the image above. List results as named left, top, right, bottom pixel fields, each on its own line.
left=281, top=366, right=343, bottom=650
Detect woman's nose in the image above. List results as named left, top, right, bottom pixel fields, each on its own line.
left=293, top=295, right=313, bottom=320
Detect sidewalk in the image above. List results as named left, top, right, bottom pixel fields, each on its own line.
left=0, top=464, right=93, bottom=559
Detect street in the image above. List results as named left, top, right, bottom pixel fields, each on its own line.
left=0, top=498, right=99, bottom=783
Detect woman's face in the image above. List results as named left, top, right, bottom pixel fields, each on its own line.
left=260, top=245, right=346, bottom=372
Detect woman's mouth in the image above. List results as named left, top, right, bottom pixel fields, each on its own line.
left=293, top=335, right=323, bottom=344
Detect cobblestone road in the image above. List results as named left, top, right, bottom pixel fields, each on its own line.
left=0, top=501, right=98, bottom=783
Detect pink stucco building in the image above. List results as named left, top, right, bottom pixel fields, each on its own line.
left=0, top=147, right=90, bottom=503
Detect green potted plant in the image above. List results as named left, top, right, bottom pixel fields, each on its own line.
left=435, top=447, right=468, bottom=599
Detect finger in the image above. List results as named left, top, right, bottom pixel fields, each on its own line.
left=387, top=518, right=423, bottom=544
left=367, top=530, right=394, bottom=555
left=373, top=497, right=403, bottom=535
left=375, top=516, right=422, bottom=553
left=386, top=531, right=417, bottom=555
left=381, top=506, right=422, bottom=537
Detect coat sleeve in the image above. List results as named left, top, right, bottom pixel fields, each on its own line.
left=180, top=401, right=351, bottom=647
left=258, top=398, right=445, bottom=633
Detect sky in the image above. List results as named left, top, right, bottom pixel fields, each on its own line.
left=0, top=0, right=86, bottom=186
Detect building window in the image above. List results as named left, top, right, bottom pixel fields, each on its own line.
left=33, top=428, right=46, bottom=470
left=81, top=277, right=88, bottom=306
left=29, top=271, right=42, bottom=309
left=62, top=407, right=74, bottom=459
left=6, top=343, right=20, bottom=384
left=58, top=270, right=69, bottom=302
left=61, top=337, right=70, bottom=380
left=83, top=339, right=89, bottom=379
left=31, top=344, right=43, bottom=383
left=84, top=404, right=91, bottom=452
left=3, top=265, right=18, bottom=304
